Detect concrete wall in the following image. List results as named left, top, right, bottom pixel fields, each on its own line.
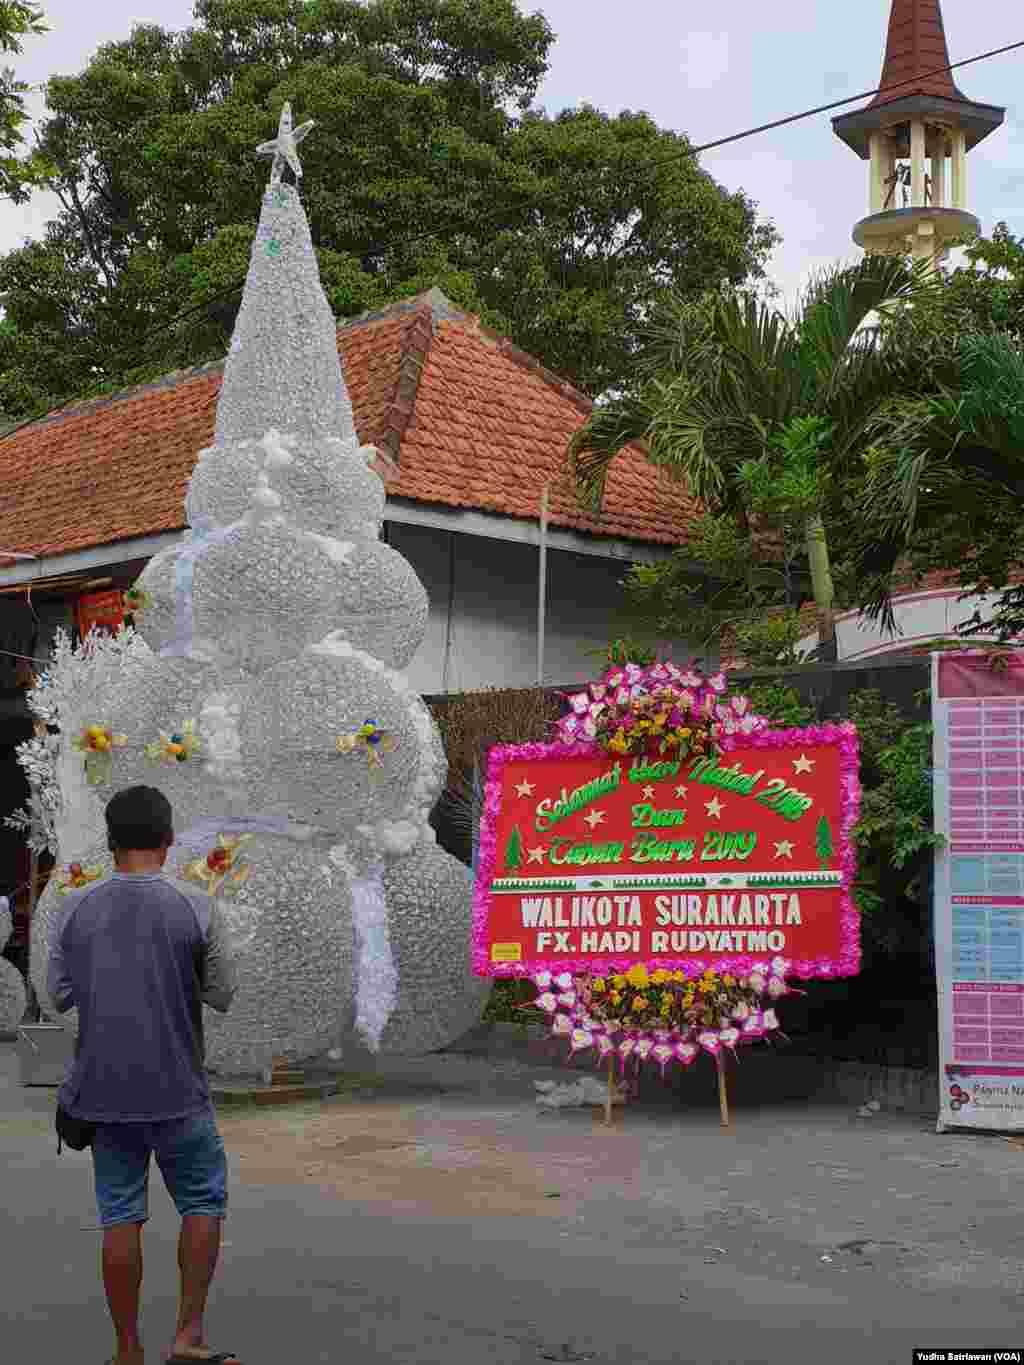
left=390, top=523, right=688, bottom=695
left=797, top=587, right=1013, bottom=662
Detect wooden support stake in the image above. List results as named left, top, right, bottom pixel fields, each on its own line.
left=605, top=1055, right=615, bottom=1126
left=716, top=1049, right=731, bottom=1128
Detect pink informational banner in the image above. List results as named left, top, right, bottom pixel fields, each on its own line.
left=933, top=651, right=1024, bottom=1132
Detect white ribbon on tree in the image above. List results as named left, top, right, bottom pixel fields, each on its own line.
left=174, top=816, right=324, bottom=866
left=350, top=862, right=397, bottom=1052
left=161, top=516, right=238, bottom=659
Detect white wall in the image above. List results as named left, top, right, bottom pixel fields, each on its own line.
left=796, top=588, right=1016, bottom=661
left=388, top=524, right=692, bottom=695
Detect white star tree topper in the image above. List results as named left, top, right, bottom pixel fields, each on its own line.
left=257, top=102, right=316, bottom=184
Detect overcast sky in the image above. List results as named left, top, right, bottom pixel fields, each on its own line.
left=3, top=0, right=1022, bottom=304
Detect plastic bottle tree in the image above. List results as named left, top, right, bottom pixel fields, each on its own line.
left=28, top=107, right=488, bottom=1075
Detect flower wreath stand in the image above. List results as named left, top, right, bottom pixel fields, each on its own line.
left=528, top=960, right=793, bottom=1130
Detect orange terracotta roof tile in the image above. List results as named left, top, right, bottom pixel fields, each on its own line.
left=0, top=290, right=699, bottom=566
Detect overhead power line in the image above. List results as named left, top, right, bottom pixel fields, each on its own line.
left=2, top=33, right=1021, bottom=447
left=663, top=36, right=1024, bottom=164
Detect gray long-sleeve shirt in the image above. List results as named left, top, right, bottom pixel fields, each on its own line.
left=47, top=871, right=237, bottom=1123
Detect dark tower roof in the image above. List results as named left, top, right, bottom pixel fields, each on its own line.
left=868, top=0, right=965, bottom=107
left=833, top=0, right=1004, bottom=160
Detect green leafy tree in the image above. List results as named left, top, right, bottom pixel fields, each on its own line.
left=503, top=824, right=523, bottom=873
left=842, top=226, right=1024, bottom=639
left=569, top=256, right=938, bottom=661
left=620, top=510, right=810, bottom=666
left=0, top=1, right=50, bottom=205
left=815, top=813, right=834, bottom=870
left=0, top=0, right=777, bottom=419
left=852, top=329, right=1024, bottom=643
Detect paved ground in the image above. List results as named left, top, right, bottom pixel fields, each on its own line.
left=4, top=1043, right=1024, bottom=1365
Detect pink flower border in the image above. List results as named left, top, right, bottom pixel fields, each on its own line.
left=471, top=726, right=861, bottom=980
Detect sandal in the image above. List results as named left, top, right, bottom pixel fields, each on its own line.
left=167, top=1356, right=241, bottom=1364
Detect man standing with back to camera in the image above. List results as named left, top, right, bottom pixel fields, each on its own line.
left=47, top=785, right=240, bottom=1365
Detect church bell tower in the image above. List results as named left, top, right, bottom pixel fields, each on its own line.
left=832, top=0, right=1004, bottom=262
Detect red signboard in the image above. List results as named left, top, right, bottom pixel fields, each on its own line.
left=77, top=590, right=125, bottom=640
left=472, top=728, right=860, bottom=981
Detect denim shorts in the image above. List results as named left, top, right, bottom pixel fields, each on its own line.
left=91, top=1108, right=228, bottom=1229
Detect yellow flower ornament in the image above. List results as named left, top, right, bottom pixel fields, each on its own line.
left=336, top=719, right=398, bottom=778
left=72, top=725, right=128, bottom=784
left=124, top=585, right=153, bottom=615
left=181, top=834, right=253, bottom=896
left=57, top=862, right=104, bottom=895
left=146, top=720, right=200, bottom=766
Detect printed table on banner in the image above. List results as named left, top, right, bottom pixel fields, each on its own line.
left=934, top=653, right=1024, bottom=1132
left=472, top=728, right=860, bottom=980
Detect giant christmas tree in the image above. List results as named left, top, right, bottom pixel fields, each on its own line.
left=29, top=108, right=488, bottom=1075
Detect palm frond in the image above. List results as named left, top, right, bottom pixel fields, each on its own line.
left=568, top=391, right=654, bottom=511
left=798, top=255, right=939, bottom=398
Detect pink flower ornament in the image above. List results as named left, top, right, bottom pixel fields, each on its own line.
left=569, top=692, right=591, bottom=715
left=571, top=1028, right=594, bottom=1054
left=767, top=977, right=787, bottom=999
left=674, top=1041, right=699, bottom=1066
left=652, top=1043, right=674, bottom=1075
left=536, top=992, right=558, bottom=1014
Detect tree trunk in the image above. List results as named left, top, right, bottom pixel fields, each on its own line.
left=805, top=513, right=837, bottom=662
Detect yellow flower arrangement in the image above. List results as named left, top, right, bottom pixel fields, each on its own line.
left=626, top=964, right=649, bottom=988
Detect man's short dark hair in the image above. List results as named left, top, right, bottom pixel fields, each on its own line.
left=106, top=786, right=174, bottom=852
